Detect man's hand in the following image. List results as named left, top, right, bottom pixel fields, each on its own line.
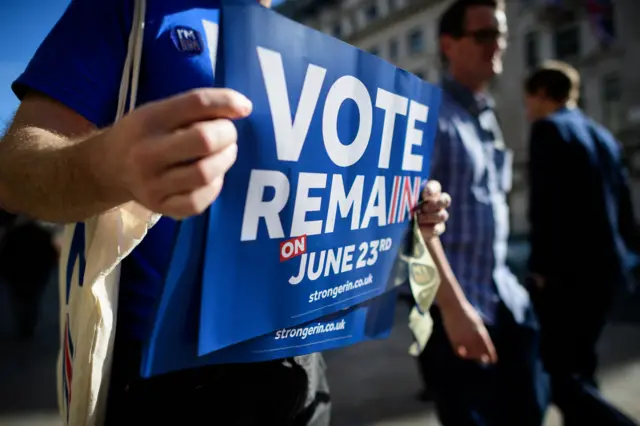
left=94, top=88, right=252, bottom=219
left=416, top=180, right=451, bottom=240
left=440, top=300, right=498, bottom=365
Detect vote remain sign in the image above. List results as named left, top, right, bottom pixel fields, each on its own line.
left=140, top=0, right=442, bottom=377
left=198, top=2, right=442, bottom=356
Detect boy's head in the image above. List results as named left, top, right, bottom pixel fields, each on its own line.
left=524, top=60, right=580, bottom=121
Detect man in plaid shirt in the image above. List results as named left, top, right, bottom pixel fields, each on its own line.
left=414, top=1, right=550, bottom=425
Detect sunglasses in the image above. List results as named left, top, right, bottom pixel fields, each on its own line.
left=461, top=28, right=507, bottom=45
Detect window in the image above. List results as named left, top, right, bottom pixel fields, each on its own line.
left=365, top=3, right=378, bottom=22
left=553, top=25, right=580, bottom=59
left=389, top=38, right=399, bottom=61
left=602, top=73, right=622, bottom=133
left=524, top=31, right=539, bottom=69
left=408, top=28, right=424, bottom=55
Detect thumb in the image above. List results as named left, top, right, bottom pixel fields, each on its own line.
left=138, top=88, right=253, bottom=133
left=422, top=180, right=442, bottom=201
left=480, top=333, right=498, bottom=364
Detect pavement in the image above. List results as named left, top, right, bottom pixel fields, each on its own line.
left=1, top=273, right=640, bottom=426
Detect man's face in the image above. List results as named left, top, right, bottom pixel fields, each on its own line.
left=259, top=0, right=272, bottom=7
left=524, top=93, right=546, bottom=122
left=442, top=6, right=508, bottom=84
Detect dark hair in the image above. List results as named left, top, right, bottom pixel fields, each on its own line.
left=524, top=61, right=580, bottom=104
left=438, top=0, right=501, bottom=39
left=437, top=0, right=503, bottom=64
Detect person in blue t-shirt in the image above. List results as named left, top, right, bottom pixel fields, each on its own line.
left=0, top=0, right=451, bottom=424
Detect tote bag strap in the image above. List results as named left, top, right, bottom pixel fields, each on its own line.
left=63, top=2, right=149, bottom=425
left=116, top=0, right=147, bottom=120
left=64, top=0, right=147, bottom=304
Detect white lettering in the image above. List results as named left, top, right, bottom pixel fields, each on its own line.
left=324, top=175, right=364, bottom=233
left=240, top=170, right=289, bottom=241
left=324, top=247, right=342, bottom=277
left=361, top=176, right=387, bottom=229
left=289, top=254, right=307, bottom=285
left=308, top=251, right=326, bottom=281
left=322, top=75, right=373, bottom=167
left=257, top=47, right=326, bottom=162
left=402, top=100, right=429, bottom=172
left=281, top=241, right=294, bottom=258
left=202, top=20, right=219, bottom=84
left=375, top=88, right=408, bottom=169
left=290, top=172, right=327, bottom=237
left=341, top=244, right=355, bottom=273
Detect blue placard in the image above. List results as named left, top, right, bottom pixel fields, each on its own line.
left=198, top=2, right=441, bottom=355
left=140, top=212, right=399, bottom=378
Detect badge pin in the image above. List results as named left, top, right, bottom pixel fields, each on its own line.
left=170, top=25, right=204, bottom=55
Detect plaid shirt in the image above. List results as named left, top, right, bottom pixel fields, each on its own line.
left=431, top=76, right=530, bottom=324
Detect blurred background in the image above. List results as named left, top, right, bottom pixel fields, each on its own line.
left=1, top=0, right=640, bottom=425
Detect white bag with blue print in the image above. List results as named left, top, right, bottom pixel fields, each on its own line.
left=56, top=1, right=158, bottom=425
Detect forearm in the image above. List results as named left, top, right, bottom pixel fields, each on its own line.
left=425, top=237, right=468, bottom=312
left=0, top=126, right=124, bottom=223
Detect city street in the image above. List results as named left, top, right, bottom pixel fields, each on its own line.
left=1, top=276, right=640, bottom=426
left=0, top=0, right=638, bottom=424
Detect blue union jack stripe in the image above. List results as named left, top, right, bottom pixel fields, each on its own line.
left=62, top=223, right=86, bottom=421
left=65, top=223, right=86, bottom=304
left=62, top=314, right=74, bottom=422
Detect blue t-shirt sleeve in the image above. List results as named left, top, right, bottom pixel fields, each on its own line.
left=12, top=0, right=132, bottom=129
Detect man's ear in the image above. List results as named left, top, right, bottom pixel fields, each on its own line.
left=440, top=35, right=455, bottom=64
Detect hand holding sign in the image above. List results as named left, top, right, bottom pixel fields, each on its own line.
left=96, top=88, right=252, bottom=219
left=416, top=180, right=451, bottom=240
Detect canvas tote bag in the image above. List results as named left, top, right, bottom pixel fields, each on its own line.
left=57, top=0, right=155, bottom=424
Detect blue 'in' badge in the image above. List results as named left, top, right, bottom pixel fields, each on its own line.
left=170, top=25, right=204, bottom=55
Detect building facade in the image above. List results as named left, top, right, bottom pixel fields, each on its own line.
left=277, top=0, right=640, bottom=235
left=277, top=0, right=449, bottom=89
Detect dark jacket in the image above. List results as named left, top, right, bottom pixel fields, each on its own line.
left=527, top=107, right=640, bottom=286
